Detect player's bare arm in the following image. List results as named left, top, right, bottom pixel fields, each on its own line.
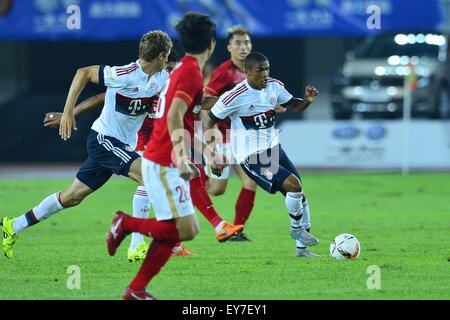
left=201, top=96, right=219, bottom=110
left=167, top=97, right=200, bottom=181
left=285, top=86, right=319, bottom=112
left=202, top=114, right=226, bottom=176
left=44, top=92, right=105, bottom=128
left=60, top=65, right=100, bottom=140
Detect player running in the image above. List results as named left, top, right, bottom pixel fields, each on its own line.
left=201, top=26, right=257, bottom=241
left=42, top=48, right=244, bottom=262
left=106, top=12, right=242, bottom=300
left=0, top=30, right=173, bottom=258
left=42, top=52, right=195, bottom=261
left=203, top=52, right=320, bottom=257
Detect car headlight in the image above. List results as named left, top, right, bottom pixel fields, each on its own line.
left=416, top=76, right=431, bottom=88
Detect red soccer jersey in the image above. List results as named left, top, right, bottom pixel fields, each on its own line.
left=204, top=59, right=246, bottom=143
left=144, top=56, right=203, bottom=166
left=135, top=96, right=158, bottom=152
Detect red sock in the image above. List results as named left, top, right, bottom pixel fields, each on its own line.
left=122, top=216, right=180, bottom=242
left=129, top=240, right=175, bottom=291
left=234, top=188, right=256, bottom=225
left=189, top=176, right=222, bottom=228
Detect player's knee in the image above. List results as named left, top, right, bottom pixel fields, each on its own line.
left=60, top=192, right=85, bottom=208
left=129, top=172, right=143, bottom=185
left=283, top=175, right=303, bottom=193
left=208, top=186, right=226, bottom=196
left=177, top=219, right=199, bottom=241
left=181, top=226, right=198, bottom=241
left=242, top=179, right=258, bottom=191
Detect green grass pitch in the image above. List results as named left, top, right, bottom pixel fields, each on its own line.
left=0, top=173, right=449, bottom=299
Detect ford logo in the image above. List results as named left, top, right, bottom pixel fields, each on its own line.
left=332, top=124, right=360, bottom=139
left=366, top=123, right=386, bottom=140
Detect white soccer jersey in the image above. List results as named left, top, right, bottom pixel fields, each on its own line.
left=210, top=78, right=293, bottom=163
left=91, top=60, right=169, bottom=150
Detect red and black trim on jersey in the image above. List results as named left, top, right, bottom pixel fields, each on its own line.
left=239, top=110, right=275, bottom=130
left=98, top=64, right=139, bottom=87
left=115, top=93, right=158, bottom=116
left=222, top=84, right=248, bottom=105
left=116, top=63, right=138, bottom=76
left=267, top=78, right=284, bottom=86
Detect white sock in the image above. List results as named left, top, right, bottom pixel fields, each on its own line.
left=214, top=220, right=225, bottom=233
left=301, top=197, right=311, bottom=230
left=13, top=192, right=64, bottom=234
left=285, top=192, right=304, bottom=229
left=130, top=186, right=150, bottom=250
left=296, top=239, right=306, bottom=249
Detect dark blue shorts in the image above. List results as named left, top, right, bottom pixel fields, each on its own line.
left=76, top=130, right=140, bottom=190
left=240, top=145, right=301, bottom=194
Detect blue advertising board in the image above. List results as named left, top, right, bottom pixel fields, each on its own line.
left=0, top=0, right=443, bottom=40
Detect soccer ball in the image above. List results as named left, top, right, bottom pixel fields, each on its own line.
left=330, top=233, right=361, bottom=260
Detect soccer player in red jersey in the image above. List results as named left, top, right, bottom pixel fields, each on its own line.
left=201, top=26, right=256, bottom=241
left=106, top=13, right=243, bottom=300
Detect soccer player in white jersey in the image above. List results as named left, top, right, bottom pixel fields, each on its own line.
left=203, top=52, right=320, bottom=257
left=0, top=31, right=172, bottom=258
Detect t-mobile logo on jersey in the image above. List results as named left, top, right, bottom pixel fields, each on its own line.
left=128, top=99, right=143, bottom=115
left=254, top=113, right=268, bottom=128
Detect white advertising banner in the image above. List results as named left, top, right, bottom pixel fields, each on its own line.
left=279, top=120, right=450, bottom=169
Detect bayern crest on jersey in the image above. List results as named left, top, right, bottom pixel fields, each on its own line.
left=270, top=97, right=277, bottom=106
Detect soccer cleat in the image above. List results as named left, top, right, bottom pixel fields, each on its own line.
left=215, top=222, right=244, bottom=242
left=106, top=211, right=129, bottom=257
left=290, top=227, right=319, bottom=247
left=127, top=242, right=148, bottom=263
left=229, top=232, right=251, bottom=242
left=171, top=244, right=196, bottom=257
left=123, top=287, right=158, bottom=300
left=1, top=217, right=18, bottom=258
left=296, top=247, right=321, bottom=258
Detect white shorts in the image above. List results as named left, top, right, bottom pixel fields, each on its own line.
left=205, top=142, right=232, bottom=180
left=141, top=158, right=195, bottom=221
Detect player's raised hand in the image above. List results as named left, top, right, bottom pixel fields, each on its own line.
left=211, top=163, right=225, bottom=177
left=177, top=158, right=200, bottom=181
left=304, top=86, right=319, bottom=103
left=43, top=112, right=62, bottom=128
left=59, top=112, right=77, bottom=141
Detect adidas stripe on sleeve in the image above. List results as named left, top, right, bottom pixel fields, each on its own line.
left=99, top=62, right=138, bottom=88
left=209, top=83, right=248, bottom=121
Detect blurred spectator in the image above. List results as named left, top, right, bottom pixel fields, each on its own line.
left=0, top=0, right=12, bottom=16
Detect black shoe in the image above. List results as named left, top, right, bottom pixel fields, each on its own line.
left=229, top=232, right=251, bottom=242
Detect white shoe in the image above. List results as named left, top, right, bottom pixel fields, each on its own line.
left=290, top=227, right=319, bottom=246
left=296, top=247, right=321, bottom=258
